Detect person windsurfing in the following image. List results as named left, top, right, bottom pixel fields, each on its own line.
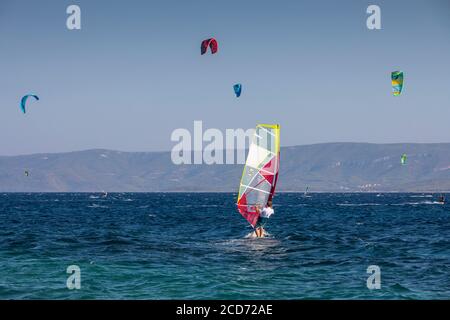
left=236, top=124, right=280, bottom=238
left=438, top=194, right=445, bottom=204
left=254, top=200, right=274, bottom=237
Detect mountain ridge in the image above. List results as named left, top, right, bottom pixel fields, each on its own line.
left=1, top=142, right=449, bottom=192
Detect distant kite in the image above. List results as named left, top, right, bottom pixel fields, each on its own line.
left=201, top=38, right=218, bottom=55
left=24, top=170, right=29, bottom=177
left=391, top=71, right=404, bottom=96
left=20, top=94, right=39, bottom=114
left=233, top=84, right=242, bottom=97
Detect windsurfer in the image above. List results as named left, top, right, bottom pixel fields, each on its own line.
left=438, top=195, right=445, bottom=204
left=254, top=201, right=274, bottom=237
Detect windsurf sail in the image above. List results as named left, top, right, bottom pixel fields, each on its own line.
left=304, top=186, right=309, bottom=195
left=401, top=153, right=407, bottom=165
left=237, top=124, right=280, bottom=227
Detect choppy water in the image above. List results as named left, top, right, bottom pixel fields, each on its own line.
left=0, top=193, right=449, bottom=299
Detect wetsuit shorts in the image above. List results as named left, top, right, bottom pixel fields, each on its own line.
left=255, top=216, right=269, bottom=228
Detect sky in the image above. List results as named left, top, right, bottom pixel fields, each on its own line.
left=1, top=0, right=450, bottom=155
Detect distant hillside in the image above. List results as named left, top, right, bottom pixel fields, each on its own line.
left=1, top=143, right=450, bottom=192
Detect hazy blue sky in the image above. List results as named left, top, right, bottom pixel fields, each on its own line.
left=1, top=0, right=450, bottom=155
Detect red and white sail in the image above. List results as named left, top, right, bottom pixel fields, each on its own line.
left=237, top=124, right=280, bottom=227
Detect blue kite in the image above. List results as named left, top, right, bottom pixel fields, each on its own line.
left=20, top=94, right=39, bottom=114
left=233, top=84, right=242, bottom=98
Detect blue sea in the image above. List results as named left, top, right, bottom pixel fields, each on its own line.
left=0, top=193, right=449, bottom=300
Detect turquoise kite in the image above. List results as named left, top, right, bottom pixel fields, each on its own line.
left=233, top=84, right=242, bottom=97
left=20, top=94, right=39, bottom=114
left=391, top=71, right=404, bottom=96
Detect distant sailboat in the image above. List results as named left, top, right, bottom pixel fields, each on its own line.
left=303, top=186, right=311, bottom=197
